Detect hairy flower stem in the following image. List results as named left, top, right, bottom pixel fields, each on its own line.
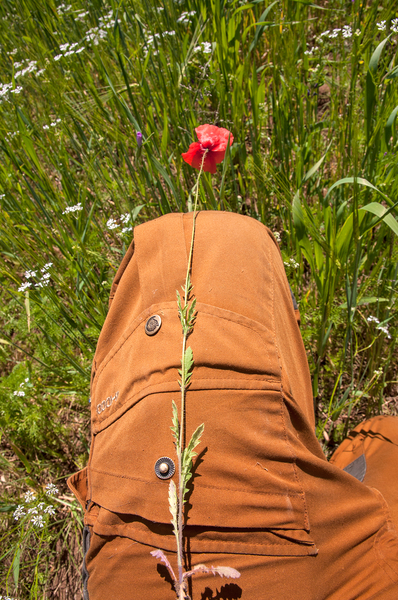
left=175, top=151, right=208, bottom=599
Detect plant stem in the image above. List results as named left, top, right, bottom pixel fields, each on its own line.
left=176, top=152, right=208, bottom=598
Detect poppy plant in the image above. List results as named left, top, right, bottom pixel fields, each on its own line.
left=181, top=124, right=234, bottom=174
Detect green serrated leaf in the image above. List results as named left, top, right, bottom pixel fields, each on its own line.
left=176, top=290, right=182, bottom=311
left=183, top=346, right=194, bottom=375
left=171, top=400, right=180, bottom=446
left=186, top=423, right=204, bottom=457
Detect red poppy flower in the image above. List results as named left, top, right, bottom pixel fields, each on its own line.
left=181, top=125, right=234, bottom=174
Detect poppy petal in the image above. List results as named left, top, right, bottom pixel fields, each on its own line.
left=182, top=143, right=217, bottom=173
left=202, top=151, right=217, bottom=173
left=181, top=142, right=203, bottom=167
left=195, top=125, right=233, bottom=153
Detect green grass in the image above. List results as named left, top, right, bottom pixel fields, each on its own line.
left=1, top=0, right=398, bottom=597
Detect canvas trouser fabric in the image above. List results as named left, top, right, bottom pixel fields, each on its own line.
left=67, top=211, right=398, bottom=599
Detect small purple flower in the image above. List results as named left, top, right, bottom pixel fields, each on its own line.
left=136, top=131, right=143, bottom=148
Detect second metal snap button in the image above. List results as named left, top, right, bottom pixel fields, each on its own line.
left=154, top=456, right=175, bottom=479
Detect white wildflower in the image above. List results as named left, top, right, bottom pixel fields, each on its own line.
left=27, top=507, right=38, bottom=515
left=45, top=483, right=59, bottom=496
left=106, top=218, right=119, bottom=230
left=25, top=270, right=36, bottom=278
left=391, top=18, right=398, bottom=34
left=37, top=502, right=45, bottom=510
left=60, top=43, right=69, bottom=52
left=18, top=282, right=31, bottom=292
left=31, top=515, right=45, bottom=528
left=44, top=504, right=56, bottom=515
left=376, top=21, right=386, bottom=31
left=13, top=390, right=25, bottom=397
left=377, top=325, right=391, bottom=339
left=43, top=262, right=53, bottom=270
left=13, top=505, right=26, bottom=521
left=36, top=68, right=46, bottom=76
left=75, top=10, right=89, bottom=20
left=274, top=231, right=281, bottom=243
left=120, top=213, right=131, bottom=224
left=354, top=29, right=361, bottom=36
left=342, top=25, right=352, bottom=39
left=57, top=3, right=72, bottom=15
left=54, top=54, right=62, bottom=61
left=62, top=202, right=83, bottom=215
left=202, top=42, right=212, bottom=54
left=367, top=316, right=380, bottom=324
left=121, top=226, right=133, bottom=234
left=43, top=124, right=49, bottom=130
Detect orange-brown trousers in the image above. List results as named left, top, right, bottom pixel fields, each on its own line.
left=68, top=212, right=398, bottom=599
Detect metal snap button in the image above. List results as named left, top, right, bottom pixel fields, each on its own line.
left=145, top=314, right=162, bottom=336
left=154, top=456, right=175, bottom=480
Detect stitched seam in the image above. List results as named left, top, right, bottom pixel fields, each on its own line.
left=90, top=467, right=305, bottom=498
left=96, top=525, right=314, bottom=549
left=93, top=381, right=281, bottom=433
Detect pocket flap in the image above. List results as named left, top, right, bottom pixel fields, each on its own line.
left=91, top=508, right=318, bottom=557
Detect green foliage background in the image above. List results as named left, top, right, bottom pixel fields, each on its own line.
left=0, top=0, right=398, bottom=596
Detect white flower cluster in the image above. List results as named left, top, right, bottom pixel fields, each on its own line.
left=45, top=483, right=59, bottom=496
left=18, top=263, right=53, bottom=292
left=284, top=257, right=300, bottom=270
left=13, top=379, right=28, bottom=397
left=320, top=25, right=352, bottom=40
left=43, top=118, right=61, bottom=130
left=0, top=58, right=45, bottom=104
left=85, top=10, right=113, bottom=46
left=13, top=486, right=58, bottom=527
left=194, top=41, right=212, bottom=54
left=304, top=47, right=317, bottom=56
left=106, top=213, right=133, bottom=234
left=14, top=60, right=38, bottom=79
left=176, top=11, right=196, bottom=24
left=57, top=3, right=72, bottom=16
left=391, top=19, right=398, bottom=34
left=273, top=231, right=281, bottom=243
left=54, top=42, right=85, bottom=61
left=62, top=202, right=83, bottom=215
left=144, top=31, right=176, bottom=56
left=0, top=595, right=18, bottom=599
left=367, top=316, right=391, bottom=339
left=0, top=82, right=23, bottom=101
left=377, top=325, right=391, bottom=339
left=367, top=315, right=380, bottom=323
left=376, top=21, right=386, bottom=32
left=75, top=9, right=89, bottom=21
